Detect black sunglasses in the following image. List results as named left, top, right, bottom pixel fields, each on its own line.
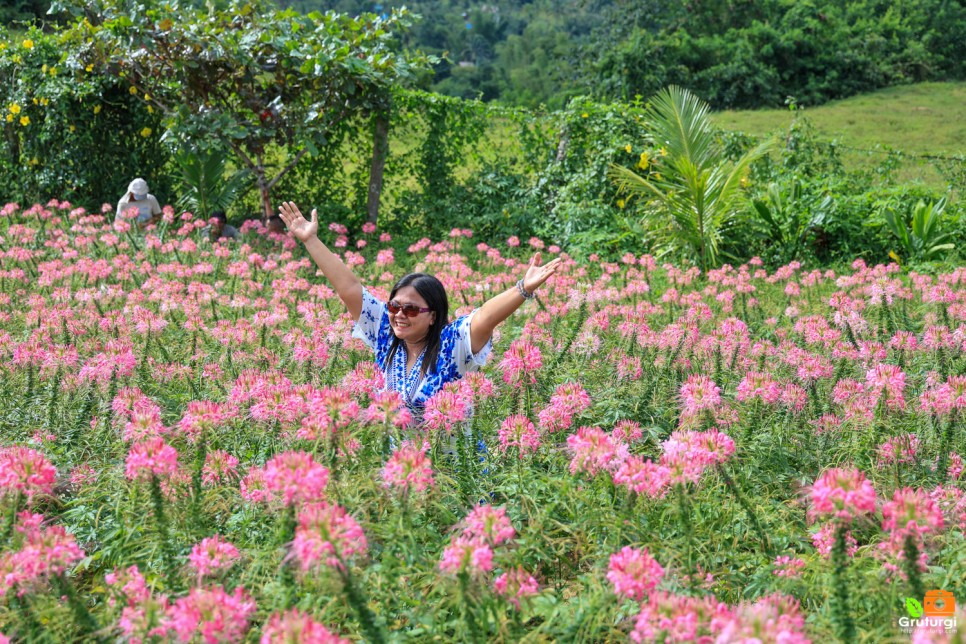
left=387, top=300, right=432, bottom=318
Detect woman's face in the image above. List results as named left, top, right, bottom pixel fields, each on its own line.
left=389, top=285, right=435, bottom=345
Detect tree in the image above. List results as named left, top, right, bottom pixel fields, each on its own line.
left=55, top=0, right=430, bottom=219
left=609, top=85, right=772, bottom=271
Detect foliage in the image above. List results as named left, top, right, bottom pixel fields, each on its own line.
left=174, top=149, right=250, bottom=221
left=54, top=0, right=431, bottom=218
left=609, top=86, right=772, bottom=270
left=880, top=196, right=957, bottom=264
left=0, top=25, right=171, bottom=206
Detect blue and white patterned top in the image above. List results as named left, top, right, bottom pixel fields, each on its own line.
left=352, top=286, right=492, bottom=424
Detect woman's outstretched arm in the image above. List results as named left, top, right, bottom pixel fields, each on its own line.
left=469, top=252, right=562, bottom=354
left=278, top=202, right=364, bottom=321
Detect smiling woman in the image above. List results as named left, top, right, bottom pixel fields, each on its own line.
left=277, top=202, right=562, bottom=424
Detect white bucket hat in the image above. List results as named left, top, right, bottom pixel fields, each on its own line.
left=128, top=178, right=149, bottom=197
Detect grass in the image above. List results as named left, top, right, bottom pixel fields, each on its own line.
left=712, top=82, right=966, bottom=189
left=712, top=82, right=966, bottom=155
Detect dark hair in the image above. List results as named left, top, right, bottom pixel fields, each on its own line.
left=384, top=273, right=448, bottom=377
left=211, top=210, right=227, bottom=223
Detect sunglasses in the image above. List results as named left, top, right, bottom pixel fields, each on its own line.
left=387, top=300, right=432, bottom=318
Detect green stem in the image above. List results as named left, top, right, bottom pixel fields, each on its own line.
left=339, top=564, right=386, bottom=643
left=830, top=523, right=855, bottom=644
left=902, top=533, right=925, bottom=603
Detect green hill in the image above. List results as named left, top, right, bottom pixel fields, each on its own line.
left=713, top=82, right=966, bottom=156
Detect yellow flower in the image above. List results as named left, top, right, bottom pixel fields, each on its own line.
left=93, top=105, right=102, bottom=114
left=22, top=39, right=34, bottom=50
left=637, top=152, right=649, bottom=169
left=32, top=98, right=38, bottom=105
left=581, top=112, right=589, bottom=118
left=42, top=64, right=48, bottom=73
left=624, top=144, right=632, bottom=154
left=659, top=147, right=668, bottom=156
left=9, top=104, right=21, bottom=115
left=12, top=55, right=22, bottom=64
left=144, top=93, right=151, bottom=101
left=140, top=127, right=152, bottom=137
left=146, top=105, right=154, bottom=114
left=85, top=64, right=93, bottom=72
left=129, top=86, right=138, bottom=95
left=740, top=175, right=751, bottom=188
left=617, top=199, right=626, bottom=209
left=0, top=43, right=6, bottom=51
left=28, top=157, right=39, bottom=166
left=69, top=125, right=76, bottom=132
left=20, top=116, right=30, bottom=126
left=5, top=114, right=12, bottom=123
left=39, top=97, right=49, bottom=106
left=48, top=67, right=56, bottom=76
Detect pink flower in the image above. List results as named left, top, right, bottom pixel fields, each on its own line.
left=679, top=374, right=722, bottom=417
left=772, top=555, right=806, bottom=577
left=811, top=521, right=857, bottom=559
left=715, top=593, right=810, bottom=644
left=611, top=419, right=644, bottom=443
left=567, top=426, right=628, bottom=476
left=178, top=400, right=229, bottom=442
left=613, top=457, right=670, bottom=498
left=877, top=433, right=919, bottom=467
left=607, top=546, right=665, bottom=601
left=439, top=536, right=494, bottom=576
left=422, top=389, right=469, bottom=433
left=125, top=438, right=179, bottom=482
left=493, top=567, right=539, bottom=609
left=363, top=390, right=413, bottom=428
left=463, top=505, right=516, bottom=546
left=188, top=536, right=241, bottom=580
left=202, top=450, right=240, bottom=486
left=497, top=415, right=542, bottom=456
left=1, top=513, right=85, bottom=593
left=882, top=487, right=944, bottom=537
left=292, top=501, right=368, bottom=571
left=165, top=585, right=256, bottom=643
left=865, top=363, right=907, bottom=410
left=253, top=451, right=329, bottom=507
left=260, top=609, right=349, bottom=643
left=340, top=361, right=385, bottom=398
left=809, top=467, right=877, bottom=523
left=381, top=441, right=434, bottom=495
left=498, top=340, right=543, bottom=386
left=630, top=591, right=728, bottom=643
left=0, top=446, right=57, bottom=501
left=735, top=371, right=782, bottom=404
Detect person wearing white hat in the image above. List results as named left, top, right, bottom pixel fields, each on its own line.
left=116, top=178, right=162, bottom=227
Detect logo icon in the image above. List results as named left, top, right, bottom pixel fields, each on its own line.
left=925, top=590, right=956, bottom=618
left=906, top=597, right=924, bottom=618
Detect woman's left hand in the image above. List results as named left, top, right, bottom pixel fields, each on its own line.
left=522, top=252, right=563, bottom=293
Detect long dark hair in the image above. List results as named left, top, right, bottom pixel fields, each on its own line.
left=384, top=273, right=448, bottom=377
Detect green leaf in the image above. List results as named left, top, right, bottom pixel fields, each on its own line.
left=906, top=597, right=924, bottom=618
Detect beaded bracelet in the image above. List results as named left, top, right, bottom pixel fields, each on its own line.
left=516, top=278, right=535, bottom=300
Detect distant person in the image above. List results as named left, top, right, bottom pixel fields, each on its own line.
left=116, top=178, right=162, bottom=227
left=202, top=211, right=239, bottom=241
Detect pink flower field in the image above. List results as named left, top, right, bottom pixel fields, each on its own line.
left=1, top=200, right=965, bottom=642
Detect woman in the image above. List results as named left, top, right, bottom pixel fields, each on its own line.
left=278, top=202, right=561, bottom=424
left=115, top=178, right=162, bottom=227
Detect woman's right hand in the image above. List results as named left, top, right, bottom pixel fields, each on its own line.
left=278, top=201, right=319, bottom=243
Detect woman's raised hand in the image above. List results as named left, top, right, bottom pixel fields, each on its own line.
left=278, top=202, right=318, bottom=243
left=522, top=252, right=563, bottom=293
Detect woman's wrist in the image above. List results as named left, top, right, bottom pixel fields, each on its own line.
left=515, top=278, right=535, bottom=300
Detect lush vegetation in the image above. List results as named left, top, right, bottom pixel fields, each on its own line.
left=3, top=201, right=966, bottom=641
left=6, top=1, right=966, bottom=110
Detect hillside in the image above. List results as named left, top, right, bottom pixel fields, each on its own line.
left=713, top=82, right=966, bottom=156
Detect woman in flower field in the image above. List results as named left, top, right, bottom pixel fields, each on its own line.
left=278, top=202, right=562, bottom=423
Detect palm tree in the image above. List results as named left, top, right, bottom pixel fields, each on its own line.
left=175, top=149, right=249, bottom=221
left=609, top=86, right=772, bottom=271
